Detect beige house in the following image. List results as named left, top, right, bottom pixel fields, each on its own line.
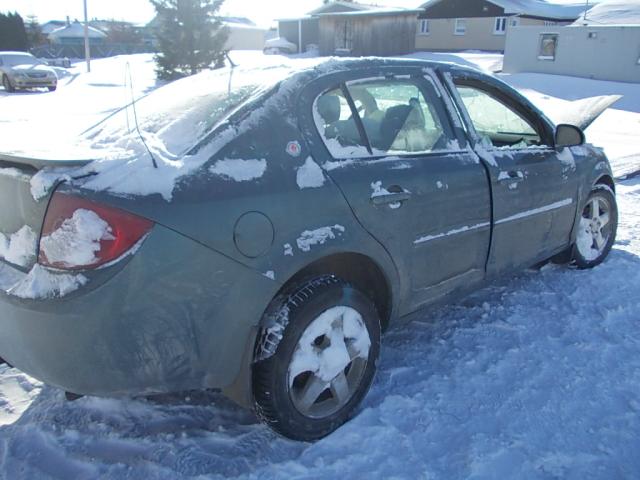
left=416, top=0, right=587, bottom=52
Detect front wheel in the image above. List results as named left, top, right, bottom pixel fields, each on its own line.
left=2, top=75, right=15, bottom=93
left=252, top=276, right=381, bottom=441
left=572, top=185, right=618, bottom=269
left=47, top=86, right=57, bottom=92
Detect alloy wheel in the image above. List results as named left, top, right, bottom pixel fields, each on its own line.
left=287, top=306, right=371, bottom=419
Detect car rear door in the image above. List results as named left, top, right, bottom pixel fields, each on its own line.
left=299, top=67, right=491, bottom=313
left=444, top=71, right=579, bottom=274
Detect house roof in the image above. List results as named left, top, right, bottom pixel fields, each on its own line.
left=572, top=0, right=640, bottom=25
left=48, top=22, right=107, bottom=39
left=317, top=7, right=423, bottom=17
left=420, top=0, right=588, bottom=20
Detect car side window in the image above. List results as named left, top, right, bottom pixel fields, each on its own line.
left=455, top=84, right=543, bottom=148
left=314, top=87, right=371, bottom=159
left=346, top=80, right=449, bottom=155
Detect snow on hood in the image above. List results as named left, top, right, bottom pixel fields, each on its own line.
left=9, top=64, right=55, bottom=74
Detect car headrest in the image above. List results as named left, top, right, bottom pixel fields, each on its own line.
left=379, top=104, right=412, bottom=150
left=317, top=95, right=341, bottom=125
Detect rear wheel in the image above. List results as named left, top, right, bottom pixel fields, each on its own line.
left=572, top=186, right=617, bottom=269
left=2, top=75, right=15, bottom=93
left=252, top=276, right=381, bottom=441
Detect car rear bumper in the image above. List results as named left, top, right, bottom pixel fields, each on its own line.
left=0, top=224, right=276, bottom=397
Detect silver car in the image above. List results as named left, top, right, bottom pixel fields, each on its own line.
left=0, top=51, right=58, bottom=92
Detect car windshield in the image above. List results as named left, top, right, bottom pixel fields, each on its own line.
left=83, top=65, right=292, bottom=158
left=3, top=54, right=39, bottom=66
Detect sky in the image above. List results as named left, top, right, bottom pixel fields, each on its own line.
left=0, top=0, right=601, bottom=27
left=0, top=0, right=422, bottom=27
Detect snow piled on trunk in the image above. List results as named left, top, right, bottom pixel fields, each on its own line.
left=0, top=226, right=37, bottom=268
left=7, top=265, right=87, bottom=300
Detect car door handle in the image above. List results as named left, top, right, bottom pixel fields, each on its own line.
left=498, top=171, right=524, bottom=183
left=371, top=191, right=412, bottom=206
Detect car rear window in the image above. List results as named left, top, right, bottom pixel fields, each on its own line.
left=83, top=66, right=291, bottom=157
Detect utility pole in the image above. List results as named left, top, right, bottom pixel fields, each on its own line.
left=83, top=0, right=91, bottom=72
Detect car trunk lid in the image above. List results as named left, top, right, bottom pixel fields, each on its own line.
left=0, top=154, right=92, bottom=271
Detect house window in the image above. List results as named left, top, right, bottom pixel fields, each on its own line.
left=419, top=19, right=430, bottom=35
left=454, top=19, right=466, bottom=35
left=538, top=33, right=558, bottom=60
left=494, top=17, right=507, bottom=34
left=510, top=17, right=519, bottom=27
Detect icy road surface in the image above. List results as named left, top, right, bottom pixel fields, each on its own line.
left=0, top=178, right=637, bottom=478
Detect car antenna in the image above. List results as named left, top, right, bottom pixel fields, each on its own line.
left=225, top=52, right=237, bottom=96
left=125, top=61, right=158, bottom=169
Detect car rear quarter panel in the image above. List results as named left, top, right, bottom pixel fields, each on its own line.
left=0, top=222, right=277, bottom=396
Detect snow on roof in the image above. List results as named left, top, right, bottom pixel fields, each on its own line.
left=307, top=1, right=380, bottom=15
left=48, top=23, right=107, bottom=40
left=317, top=7, right=423, bottom=17
left=0, top=51, right=37, bottom=56
left=420, top=0, right=587, bottom=20
left=572, top=0, right=640, bottom=25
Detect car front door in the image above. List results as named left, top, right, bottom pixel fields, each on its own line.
left=445, top=72, right=579, bottom=274
left=300, top=68, right=491, bottom=313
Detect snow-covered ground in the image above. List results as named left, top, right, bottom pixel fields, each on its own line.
left=1, top=51, right=639, bottom=478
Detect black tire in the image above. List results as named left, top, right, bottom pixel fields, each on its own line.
left=571, top=185, right=618, bottom=269
left=47, top=86, right=57, bottom=92
left=252, top=276, right=381, bottom=441
left=2, top=75, right=15, bottom=93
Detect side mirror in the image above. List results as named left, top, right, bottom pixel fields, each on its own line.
left=555, top=124, right=585, bottom=148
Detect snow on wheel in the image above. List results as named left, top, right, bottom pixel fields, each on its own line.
left=252, top=276, right=380, bottom=441
left=573, top=185, right=617, bottom=269
left=288, top=306, right=371, bottom=419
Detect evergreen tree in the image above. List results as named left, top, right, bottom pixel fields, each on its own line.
left=150, top=0, right=229, bottom=80
left=26, top=15, right=47, bottom=48
left=0, top=12, right=29, bottom=51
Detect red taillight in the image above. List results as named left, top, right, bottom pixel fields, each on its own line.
left=38, top=193, right=154, bottom=270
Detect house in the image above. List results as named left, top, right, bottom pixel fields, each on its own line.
left=277, top=1, right=378, bottom=53
left=41, top=20, right=67, bottom=36
left=503, top=0, right=640, bottom=82
left=223, top=17, right=270, bottom=51
left=416, top=0, right=587, bottom=52
left=318, top=8, right=423, bottom=56
left=48, top=21, right=107, bottom=46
